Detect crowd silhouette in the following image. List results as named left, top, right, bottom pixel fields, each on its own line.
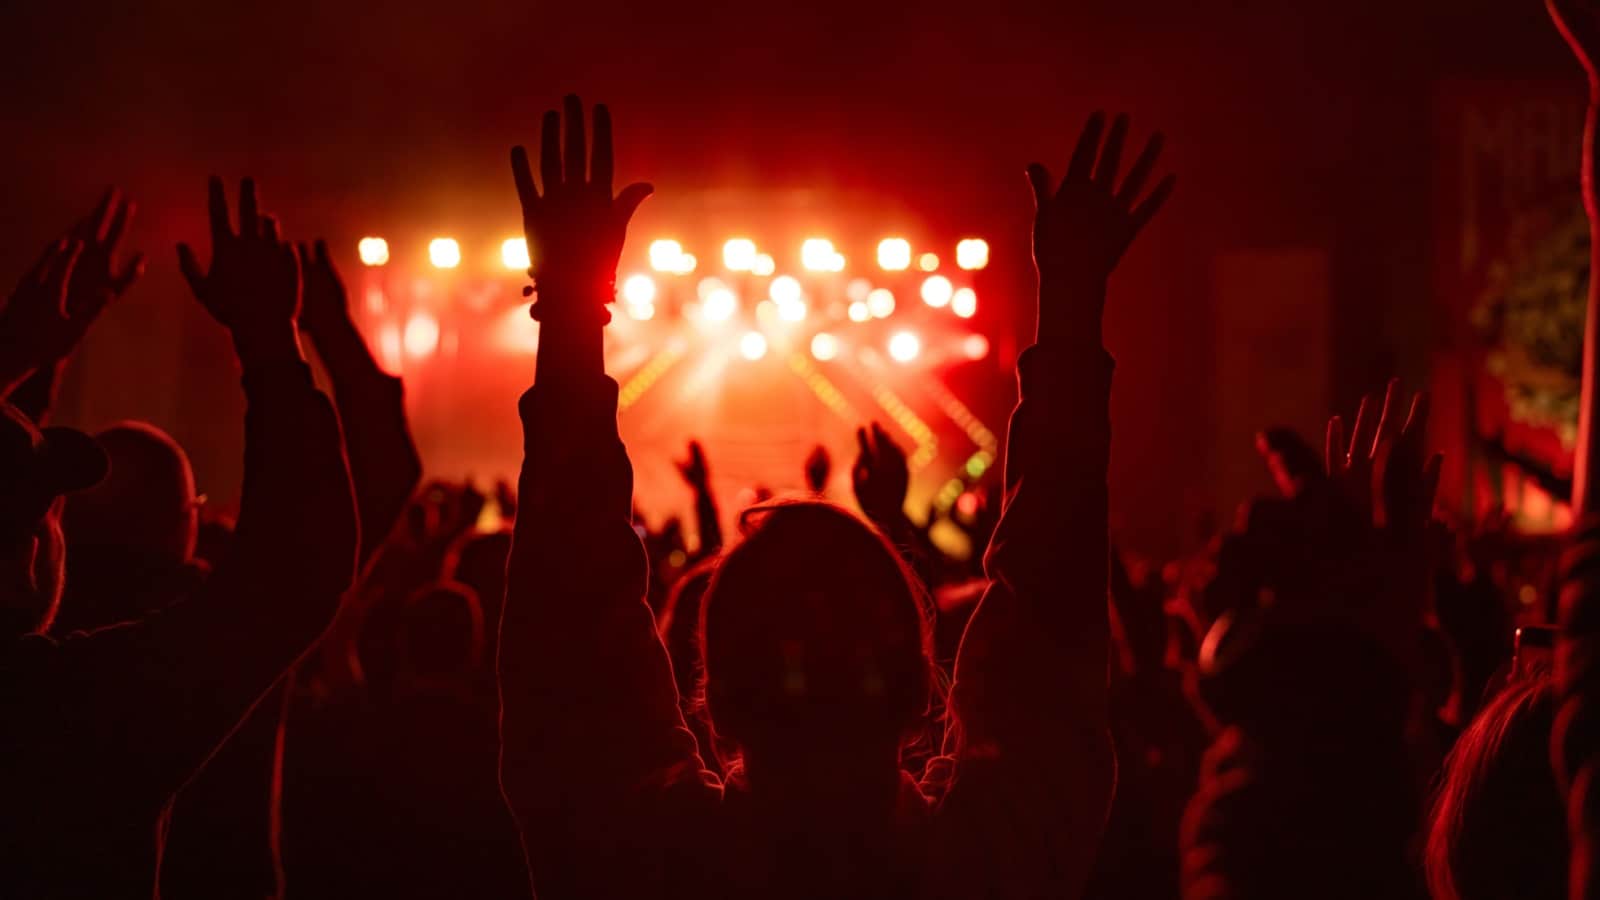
left=9, top=6, right=1600, bottom=894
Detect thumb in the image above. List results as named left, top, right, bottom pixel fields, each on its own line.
left=615, top=182, right=654, bottom=224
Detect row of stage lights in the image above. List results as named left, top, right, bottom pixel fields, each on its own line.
left=353, top=235, right=990, bottom=278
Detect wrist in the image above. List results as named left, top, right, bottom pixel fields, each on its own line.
left=232, top=322, right=304, bottom=371
left=1036, top=272, right=1108, bottom=346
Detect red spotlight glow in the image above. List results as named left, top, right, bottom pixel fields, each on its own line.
left=952, top=287, right=977, bottom=318
left=955, top=238, right=989, bottom=270
left=888, top=330, right=921, bottom=362
left=649, top=239, right=684, bottom=272
left=724, top=238, right=757, bottom=271
left=801, top=238, right=836, bottom=272
left=921, top=275, right=953, bottom=308
left=404, top=311, right=441, bottom=357
left=962, top=333, right=990, bottom=361
left=956, top=491, right=980, bottom=517
left=867, top=288, right=896, bottom=318
left=358, top=237, right=389, bottom=266
left=877, top=238, right=911, bottom=271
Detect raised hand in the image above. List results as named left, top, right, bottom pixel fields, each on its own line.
left=66, top=188, right=144, bottom=327
left=178, top=177, right=302, bottom=367
left=677, top=440, right=710, bottom=492
left=295, top=239, right=352, bottom=341
left=0, top=238, right=84, bottom=388
left=804, top=444, right=831, bottom=493
left=1323, top=379, right=1441, bottom=538
left=1027, top=112, right=1174, bottom=286
left=852, top=422, right=910, bottom=528
left=510, top=95, right=653, bottom=323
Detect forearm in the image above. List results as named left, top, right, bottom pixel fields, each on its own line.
left=693, top=487, right=723, bottom=556
left=6, top=360, right=61, bottom=424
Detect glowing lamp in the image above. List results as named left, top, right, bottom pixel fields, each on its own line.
left=955, top=238, right=989, bottom=271
left=649, top=239, right=684, bottom=272
left=724, top=238, right=758, bottom=271
left=801, top=238, right=836, bottom=272
left=501, top=237, right=531, bottom=270
left=358, top=237, right=389, bottom=267
left=920, top=275, right=953, bottom=308
left=867, top=288, right=896, bottom=319
left=739, top=331, right=768, bottom=360
left=877, top=238, right=911, bottom=271
left=951, top=287, right=977, bottom=318
left=888, top=331, right=921, bottom=363
left=428, top=238, right=461, bottom=269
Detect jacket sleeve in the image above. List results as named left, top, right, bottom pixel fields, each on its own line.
left=932, top=343, right=1116, bottom=898
left=6, top=358, right=357, bottom=815
left=496, top=371, right=713, bottom=897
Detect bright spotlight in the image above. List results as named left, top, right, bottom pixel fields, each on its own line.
left=956, top=238, right=989, bottom=270
left=697, top=277, right=727, bottom=300
left=811, top=332, right=840, bottom=361
left=846, top=278, right=873, bottom=302
left=867, top=288, right=896, bottom=318
left=703, top=287, right=738, bottom=322
left=826, top=252, right=846, bottom=272
left=501, top=237, right=531, bottom=270
left=848, top=301, right=871, bottom=322
left=672, top=253, right=698, bottom=275
left=801, top=238, right=836, bottom=272
left=951, top=287, right=977, bottom=318
left=649, top=239, right=683, bottom=272
left=921, top=275, right=953, bottom=308
left=770, top=275, right=802, bottom=305
left=888, top=330, right=921, bottom=363
left=724, top=238, right=758, bottom=271
left=628, top=300, right=656, bottom=321
left=778, top=299, right=807, bottom=322
left=918, top=252, right=940, bottom=272
left=752, top=253, right=776, bottom=276
left=622, top=274, right=656, bottom=305
left=404, top=311, right=441, bottom=357
left=358, top=237, right=389, bottom=267
left=877, top=238, right=911, bottom=271
left=962, top=333, right=990, bottom=361
left=739, top=331, right=768, bottom=360
left=429, top=238, right=461, bottom=269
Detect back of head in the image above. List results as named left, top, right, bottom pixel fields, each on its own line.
left=1426, top=672, right=1564, bottom=900
left=63, top=421, right=198, bottom=565
left=446, top=529, right=512, bottom=625
left=361, top=581, right=486, bottom=698
left=699, top=500, right=933, bottom=765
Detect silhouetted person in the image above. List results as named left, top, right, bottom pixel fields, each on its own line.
left=494, top=97, right=1170, bottom=899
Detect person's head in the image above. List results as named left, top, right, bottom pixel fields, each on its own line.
left=0, top=403, right=106, bottom=638
left=63, top=421, right=199, bottom=566
left=1426, top=672, right=1564, bottom=900
left=698, top=500, right=935, bottom=788
left=360, top=581, right=486, bottom=698
left=445, top=529, right=512, bottom=625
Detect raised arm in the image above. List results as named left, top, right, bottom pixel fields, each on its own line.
left=495, top=96, right=708, bottom=894
left=7, top=178, right=358, bottom=812
left=298, top=238, right=423, bottom=565
left=677, top=440, right=723, bottom=559
left=939, top=112, right=1172, bottom=894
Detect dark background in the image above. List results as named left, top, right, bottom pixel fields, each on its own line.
left=0, top=0, right=1572, bottom=554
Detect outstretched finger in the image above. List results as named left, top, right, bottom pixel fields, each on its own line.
left=855, top=426, right=874, bottom=463
left=511, top=145, right=539, bottom=211
left=1325, top=416, right=1345, bottom=476
left=1117, top=133, right=1164, bottom=207
left=1348, top=394, right=1378, bottom=467
left=1401, top=391, right=1431, bottom=442
left=238, top=178, right=259, bottom=238
left=45, top=240, right=84, bottom=302
left=207, top=176, right=232, bottom=242
left=177, top=243, right=206, bottom=295
left=1127, top=174, right=1176, bottom=234
left=1026, top=164, right=1053, bottom=210
left=1065, top=111, right=1107, bottom=184
left=592, top=103, right=614, bottom=194
left=563, top=94, right=586, bottom=185
left=103, top=197, right=134, bottom=253
left=82, top=188, right=118, bottom=242
left=539, top=110, right=562, bottom=191
left=1093, top=114, right=1129, bottom=188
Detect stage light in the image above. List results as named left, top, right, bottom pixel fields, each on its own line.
left=848, top=301, right=871, bottom=322
left=724, top=238, right=758, bottom=271
left=801, top=238, right=836, bottom=272
left=951, top=287, right=977, bottom=318
left=826, top=252, right=846, bottom=272
left=622, top=274, right=656, bottom=306
left=628, top=300, right=656, bottom=321
left=956, top=238, right=989, bottom=270
left=672, top=253, right=698, bottom=275
left=877, top=238, right=911, bottom=271
left=429, top=238, right=461, bottom=269
left=962, top=333, right=990, bottom=361
left=778, top=298, right=807, bottom=322
left=404, top=311, right=441, bottom=357
left=847, top=278, right=873, bottom=302
left=697, top=277, right=726, bottom=300
left=358, top=237, right=389, bottom=266
left=770, top=275, right=802, bottom=305
left=649, top=239, right=683, bottom=272
left=867, top=288, right=896, bottom=318
left=501, top=237, right=530, bottom=270
left=918, top=252, right=939, bottom=272
left=888, top=330, right=921, bottom=362
left=921, top=275, right=953, bottom=308
left=956, top=492, right=980, bottom=517
left=703, top=287, right=738, bottom=322
left=364, top=287, right=386, bottom=315
left=811, top=332, right=840, bottom=361
left=377, top=322, right=402, bottom=369
left=739, top=330, right=768, bottom=360
left=752, top=253, right=776, bottom=276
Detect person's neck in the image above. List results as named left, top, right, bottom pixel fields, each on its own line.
left=738, top=737, right=906, bottom=824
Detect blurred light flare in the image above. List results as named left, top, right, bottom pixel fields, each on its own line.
left=649, top=239, right=684, bottom=272
left=739, top=331, right=768, bottom=360
left=846, top=278, right=873, bottom=303
left=888, top=330, right=921, bottom=362
left=962, top=333, right=990, bottom=360
left=951, top=287, right=977, bottom=318
left=955, top=238, right=989, bottom=270
left=770, top=275, right=802, bottom=305
left=918, top=252, right=940, bottom=272
left=801, top=238, right=837, bottom=272
left=921, top=275, right=953, bottom=308
left=811, top=332, right=840, bottom=361
left=752, top=253, right=776, bottom=276
left=358, top=237, right=389, bottom=267
left=867, top=288, right=896, bottom=318
left=703, top=288, right=738, bottom=322
left=622, top=274, right=657, bottom=306
left=404, top=311, right=442, bottom=357
left=848, top=301, right=871, bottom=322
left=724, top=238, right=758, bottom=271
left=428, top=238, right=461, bottom=269
left=501, top=237, right=531, bottom=270
left=877, top=238, right=911, bottom=271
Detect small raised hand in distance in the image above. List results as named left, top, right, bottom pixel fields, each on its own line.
left=178, top=178, right=303, bottom=368
left=804, top=444, right=831, bottom=494
left=1026, top=112, right=1174, bottom=341
left=676, top=440, right=711, bottom=493
left=0, top=238, right=84, bottom=392
left=852, top=422, right=911, bottom=531
left=1323, top=379, right=1441, bottom=541
left=510, top=94, right=653, bottom=323
left=66, top=188, right=144, bottom=330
